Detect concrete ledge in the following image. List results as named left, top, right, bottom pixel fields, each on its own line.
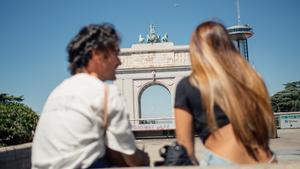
left=0, top=143, right=32, bottom=169
left=115, top=161, right=300, bottom=169
left=0, top=143, right=299, bottom=169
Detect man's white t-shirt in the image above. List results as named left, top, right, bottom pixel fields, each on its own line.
left=31, top=73, right=136, bottom=169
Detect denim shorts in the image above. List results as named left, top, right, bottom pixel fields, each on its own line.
left=200, top=148, right=234, bottom=166
left=200, top=148, right=277, bottom=166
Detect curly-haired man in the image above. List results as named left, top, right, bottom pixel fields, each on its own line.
left=32, top=23, right=149, bottom=169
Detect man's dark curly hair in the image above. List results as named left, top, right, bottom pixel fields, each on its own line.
left=66, top=23, right=120, bottom=75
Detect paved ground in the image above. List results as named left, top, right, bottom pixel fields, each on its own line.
left=270, top=129, right=300, bottom=161
left=135, top=129, right=300, bottom=164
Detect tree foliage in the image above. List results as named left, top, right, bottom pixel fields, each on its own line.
left=0, top=93, right=39, bottom=146
left=271, top=81, right=300, bottom=112
left=0, top=93, right=24, bottom=103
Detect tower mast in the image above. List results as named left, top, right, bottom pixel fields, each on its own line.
left=227, top=0, right=253, bottom=61
left=237, top=0, right=241, bottom=25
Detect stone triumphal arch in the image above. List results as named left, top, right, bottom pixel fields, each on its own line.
left=114, top=42, right=191, bottom=127
left=113, top=24, right=191, bottom=132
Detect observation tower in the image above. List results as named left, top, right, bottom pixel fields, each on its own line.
left=227, top=0, right=253, bottom=61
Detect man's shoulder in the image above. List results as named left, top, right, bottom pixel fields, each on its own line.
left=49, top=74, right=105, bottom=100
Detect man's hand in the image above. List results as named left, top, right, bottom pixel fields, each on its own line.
left=106, top=147, right=150, bottom=166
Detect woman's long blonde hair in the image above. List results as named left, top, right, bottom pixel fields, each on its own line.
left=189, top=21, right=275, bottom=160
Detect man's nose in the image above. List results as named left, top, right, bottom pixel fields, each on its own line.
left=116, top=57, right=121, bottom=66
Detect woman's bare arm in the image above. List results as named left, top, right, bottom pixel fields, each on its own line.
left=175, top=108, right=196, bottom=160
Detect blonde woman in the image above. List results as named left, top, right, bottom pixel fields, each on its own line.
left=174, top=21, right=276, bottom=166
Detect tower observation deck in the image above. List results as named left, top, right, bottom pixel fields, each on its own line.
left=227, top=24, right=253, bottom=61
left=227, top=0, right=253, bottom=61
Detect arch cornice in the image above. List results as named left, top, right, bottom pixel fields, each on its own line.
left=120, top=43, right=189, bottom=54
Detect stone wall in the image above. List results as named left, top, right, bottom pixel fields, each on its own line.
left=0, top=143, right=31, bottom=169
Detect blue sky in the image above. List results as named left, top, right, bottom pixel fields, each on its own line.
left=141, top=85, right=172, bottom=119
left=0, top=0, right=299, bottom=115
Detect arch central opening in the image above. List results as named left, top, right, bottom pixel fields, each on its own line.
left=139, top=84, right=172, bottom=124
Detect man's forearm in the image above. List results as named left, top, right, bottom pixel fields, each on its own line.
left=106, top=147, right=129, bottom=167
left=123, top=149, right=150, bottom=166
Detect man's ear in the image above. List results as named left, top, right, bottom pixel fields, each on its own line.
left=91, top=49, right=105, bottom=61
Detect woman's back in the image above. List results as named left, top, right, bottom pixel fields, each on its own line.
left=174, top=76, right=229, bottom=142
left=205, top=124, right=273, bottom=164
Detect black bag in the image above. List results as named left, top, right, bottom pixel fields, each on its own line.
left=154, top=142, right=199, bottom=166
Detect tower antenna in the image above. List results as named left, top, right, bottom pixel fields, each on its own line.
left=236, top=0, right=241, bottom=25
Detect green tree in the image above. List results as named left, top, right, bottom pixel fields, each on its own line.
left=0, top=93, right=39, bottom=146
left=0, top=93, right=24, bottom=103
left=271, top=81, right=300, bottom=112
